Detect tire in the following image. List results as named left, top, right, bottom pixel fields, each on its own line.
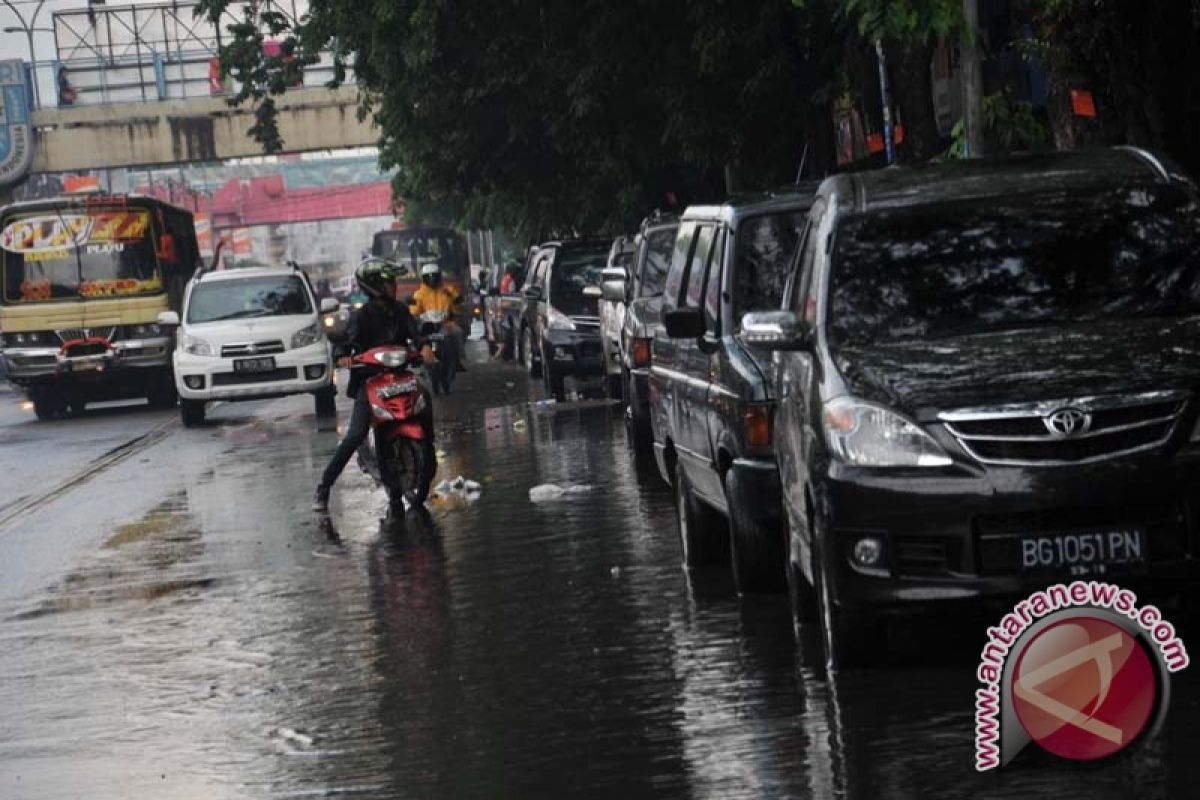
left=32, top=391, right=61, bottom=421
left=502, top=326, right=516, bottom=361
left=147, top=380, right=177, bottom=409
left=812, top=527, right=882, bottom=671
left=784, top=514, right=818, bottom=624
left=522, top=328, right=542, bottom=378
left=314, top=386, right=337, bottom=418
left=543, top=359, right=566, bottom=401
left=180, top=399, right=206, bottom=427
left=389, top=436, right=437, bottom=507
left=726, top=470, right=787, bottom=594
left=673, top=460, right=728, bottom=567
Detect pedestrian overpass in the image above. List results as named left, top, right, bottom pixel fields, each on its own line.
left=29, top=85, right=377, bottom=173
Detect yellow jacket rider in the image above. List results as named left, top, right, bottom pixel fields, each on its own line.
left=410, top=262, right=467, bottom=373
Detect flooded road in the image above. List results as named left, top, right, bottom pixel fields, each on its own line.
left=1, top=358, right=1199, bottom=799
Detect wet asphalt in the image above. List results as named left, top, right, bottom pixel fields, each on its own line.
left=1, top=344, right=1200, bottom=799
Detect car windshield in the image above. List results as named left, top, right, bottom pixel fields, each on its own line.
left=187, top=275, right=313, bottom=323
left=551, top=245, right=609, bottom=316
left=829, top=186, right=1200, bottom=347
left=638, top=225, right=677, bottom=298
left=733, top=210, right=806, bottom=323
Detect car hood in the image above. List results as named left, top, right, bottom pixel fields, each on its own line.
left=183, top=314, right=317, bottom=345
left=833, top=317, right=1200, bottom=417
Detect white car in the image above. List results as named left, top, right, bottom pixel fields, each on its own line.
left=159, top=267, right=337, bottom=427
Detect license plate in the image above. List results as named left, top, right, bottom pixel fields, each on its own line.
left=233, top=356, right=276, bottom=374
left=1019, top=529, right=1146, bottom=575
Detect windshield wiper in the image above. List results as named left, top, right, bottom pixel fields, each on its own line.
left=204, top=309, right=272, bottom=321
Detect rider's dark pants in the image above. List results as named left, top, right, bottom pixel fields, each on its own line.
left=320, top=391, right=370, bottom=488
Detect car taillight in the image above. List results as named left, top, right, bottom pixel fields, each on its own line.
left=632, top=337, right=651, bottom=367
left=743, top=403, right=773, bottom=449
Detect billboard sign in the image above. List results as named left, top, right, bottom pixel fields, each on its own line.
left=0, top=59, right=33, bottom=187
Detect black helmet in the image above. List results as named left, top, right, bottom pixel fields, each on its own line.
left=356, top=258, right=404, bottom=300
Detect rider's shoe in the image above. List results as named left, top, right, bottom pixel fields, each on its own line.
left=311, top=484, right=331, bottom=512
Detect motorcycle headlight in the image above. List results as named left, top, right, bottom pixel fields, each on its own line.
left=291, top=321, right=323, bottom=349
left=547, top=306, right=576, bottom=331
left=822, top=397, right=951, bottom=468
left=181, top=335, right=215, bottom=357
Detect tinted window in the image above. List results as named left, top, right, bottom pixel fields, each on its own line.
left=685, top=226, right=716, bottom=308
left=638, top=225, right=677, bottom=298
left=829, top=187, right=1200, bottom=347
left=550, top=245, right=608, bottom=316
left=663, top=222, right=697, bottom=310
left=733, top=210, right=805, bottom=322
left=705, top=230, right=725, bottom=332
left=187, top=275, right=313, bottom=323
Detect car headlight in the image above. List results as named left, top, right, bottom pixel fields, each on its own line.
left=547, top=306, right=576, bottom=331
left=181, top=335, right=215, bottom=357
left=822, top=397, right=951, bottom=467
left=291, top=321, right=323, bottom=349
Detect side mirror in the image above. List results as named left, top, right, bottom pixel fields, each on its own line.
left=739, top=310, right=813, bottom=351
left=524, top=286, right=543, bottom=301
left=319, top=297, right=339, bottom=313
left=601, top=280, right=625, bottom=303
left=582, top=285, right=603, bottom=299
left=664, top=307, right=705, bottom=339
left=600, top=265, right=626, bottom=283
left=157, top=310, right=180, bottom=328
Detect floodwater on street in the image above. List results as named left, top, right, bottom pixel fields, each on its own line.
left=1, top=352, right=1200, bottom=799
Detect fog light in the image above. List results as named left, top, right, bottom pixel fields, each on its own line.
left=305, top=364, right=326, bottom=380
left=554, top=346, right=572, bottom=360
left=183, top=375, right=205, bottom=390
left=852, top=537, right=884, bottom=568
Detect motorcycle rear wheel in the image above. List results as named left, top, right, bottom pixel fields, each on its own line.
left=388, top=436, right=437, bottom=507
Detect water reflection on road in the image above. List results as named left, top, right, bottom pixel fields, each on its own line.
left=1, top=364, right=1199, bottom=798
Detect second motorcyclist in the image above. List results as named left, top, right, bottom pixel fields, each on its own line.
left=409, top=263, right=466, bottom=374
left=313, top=259, right=435, bottom=513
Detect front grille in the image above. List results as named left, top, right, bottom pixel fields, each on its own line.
left=211, top=367, right=298, bottom=386
left=220, top=340, right=286, bottom=358
left=579, top=341, right=604, bottom=359
left=56, top=327, right=116, bottom=344
left=62, top=342, right=109, bottom=358
left=894, top=535, right=950, bottom=576
left=940, top=391, right=1187, bottom=466
left=975, top=503, right=1189, bottom=576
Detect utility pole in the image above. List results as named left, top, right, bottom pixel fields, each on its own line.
left=2, top=0, right=47, bottom=109
left=874, top=40, right=895, bottom=165
left=961, top=0, right=985, bottom=158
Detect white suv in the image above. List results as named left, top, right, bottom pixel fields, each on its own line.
left=160, top=267, right=337, bottom=427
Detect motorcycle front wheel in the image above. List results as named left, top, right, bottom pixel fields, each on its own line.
left=387, top=436, right=437, bottom=507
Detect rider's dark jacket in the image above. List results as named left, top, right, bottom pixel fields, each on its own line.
left=337, top=299, right=423, bottom=398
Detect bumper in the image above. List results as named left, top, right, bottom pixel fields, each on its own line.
left=542, top=329, right=604, bottom=377
left=174, top=341, right=332, bottom=401
left=2, top=338, right=171, bottom=385
left=810, top=449, right=1200, bottom=613
left=628, top=367, right=651, bottom=419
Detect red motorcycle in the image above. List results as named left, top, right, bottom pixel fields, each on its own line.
left=353, top=345, right=438, bottom=507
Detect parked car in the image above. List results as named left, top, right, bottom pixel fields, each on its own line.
left=599, top=235, right=636, bottom=399
left=518, top=239, right=610, bottom=400
left=605, top=212, right=679, bottom=453
left=744, top=148, right=1200, bottom=669
left=162, top=265, right=337, bottom=427
left=651, top=189, right=815, bottom=593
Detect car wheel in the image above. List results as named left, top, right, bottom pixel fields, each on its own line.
left=784, top=514, right=818, bottom=624
left=522, top=328, right=542, bottom=378
left=606, top=373, right=622, bottom=400
left=543, top=357, right=566, bottom=401
left=812, top=525, right=881, bottom=671
left=725, top=469, right=787, bottom=595
left=180, top=399, right=206, bottom=427
left=314, top=386, right=337, bottom=418
left=502, top=326, right=516, bottom=361
left=673, top=460, right=728, bottom=567
left=31, top=390, right=62, bottom=421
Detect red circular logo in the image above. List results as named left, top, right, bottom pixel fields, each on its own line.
left=1011, top=617, right=1156, bottom=761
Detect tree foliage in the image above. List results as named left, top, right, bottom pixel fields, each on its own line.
left=198, top=0, right=843, bottom=237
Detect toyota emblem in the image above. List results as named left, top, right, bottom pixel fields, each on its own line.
left=1044, top=408, right=1092, bottom=438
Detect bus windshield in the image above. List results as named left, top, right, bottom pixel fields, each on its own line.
left=372, top=228, right=468, bottom=281
left=0, top=208, right=163, bottom=304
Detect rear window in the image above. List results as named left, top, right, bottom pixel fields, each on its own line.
left=733, top=210, right=805, bottom=322
left=829, top=186, right=1200, bottom=347
left=187, top=275, right=313, bottom=323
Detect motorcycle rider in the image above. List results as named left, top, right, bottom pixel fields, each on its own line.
left=313, top=259, right=435, bottom=513
left=409, top=262, right=466, bottom=374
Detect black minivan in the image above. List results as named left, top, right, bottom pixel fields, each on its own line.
left=650, top=190, right=814, bottom=593
left=744, top=149, right=1200, bottom=668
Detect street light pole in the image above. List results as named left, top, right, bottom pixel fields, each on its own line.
left=961, top=0, right=985, bottom=158
left=2, top=0, right=47, bottom=109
